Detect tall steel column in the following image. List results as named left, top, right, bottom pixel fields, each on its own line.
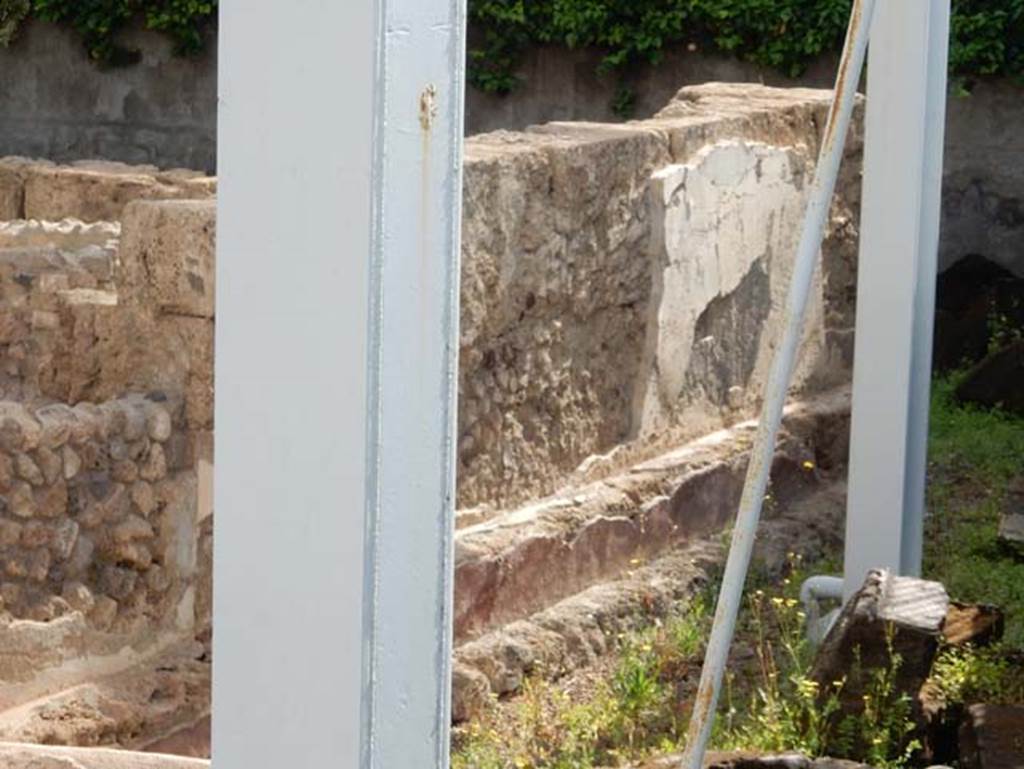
left=845, top=0, right=950, bottom=596
left=213, top=1, right=466, bottom=767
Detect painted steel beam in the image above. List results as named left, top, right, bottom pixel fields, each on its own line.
left=213, top=1, right=466, bottom=767
left=845, top=0, right=950, bottom=597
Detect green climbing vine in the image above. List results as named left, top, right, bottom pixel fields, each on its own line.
left=467, top=0, right=1024, bottom=95
left=0, top=0, right=29, bottom=47
left=1, top=0, right=216, bottom=64
left=2, top=0, right=1022, bottom=87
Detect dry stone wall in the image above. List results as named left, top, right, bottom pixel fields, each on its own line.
left=0, top=171, right=211, bottom=708
left=0, top=241, right=116, bottom=401
left=0, top=396, right=195, bottom=636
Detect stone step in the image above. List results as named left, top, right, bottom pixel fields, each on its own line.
left=0, top=639, right=209, bottom=754
left=452, top=479, right=850, bottom=721
left=454, top=387, right=851, bottom=644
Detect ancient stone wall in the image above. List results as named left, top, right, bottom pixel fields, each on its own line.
left=0, top=396, right=194, bottom=634
left=0, top=83, right=878, bottom=745
left=0, top=85, right=863, bottom=711
left=1, top=20, right=1015, bottom=278
left=458, top=84, right=863, bottom=510
left=1, top=83, right=860, bottom=519
left=0, top=176, right=211, bottom=707
left=0, top=157, right=216, bottom=222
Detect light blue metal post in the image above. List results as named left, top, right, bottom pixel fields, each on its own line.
left=845, top=0, right=951, bottom=596
left=213, top=1, right=466, bottom=767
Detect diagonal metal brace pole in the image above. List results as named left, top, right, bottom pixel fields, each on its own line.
left=678, top=1, right=878, bottom=766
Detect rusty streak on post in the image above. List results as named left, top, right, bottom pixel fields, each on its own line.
left=677, top=2, right=878, bottom=767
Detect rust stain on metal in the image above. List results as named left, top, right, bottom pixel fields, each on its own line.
left=824, top=0, right=863, bottom=149
left=418, top=84, right=437, bottom=335
left=419, top=84, right=438, bottom=131
left=693, top=680, right=715, bottom=722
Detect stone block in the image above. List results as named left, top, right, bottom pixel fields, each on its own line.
left=120, top=199, right=216, bottom=318
left=22, top=164, right=195, bottom=222
left=0, top=451, right=13, bottom=493
left=0, top=518, right=23, bottom=546
left=811, top=570, right=948, bottom=718
left=956, top=341, right=1024, bottom=417
left=0, top=165, right=24, bottom=220
left=451, top=663, right=491, bottom=723
left=0, top=403, right=41, bottom=452
left=61, top=581, right=95, bottom=613
left=90, top=595, right=118, bottom=631
left=959, top=704, right=1024, bottom=769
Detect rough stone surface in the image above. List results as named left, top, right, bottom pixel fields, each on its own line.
left=7, top=83, right=861, bottom=513
left=455, top=388, right=848, bottom=643
left=959, top=704, right=1024, bottom=769
left=811, top=570, right=949, bottom=720
left=0, top=640, right=209, bottom=756
left=22, top=164, right=212, bottom=223
left=0, top=397, right=196, bottom=641
left=955, top=341, right=1024, bottom=417
left=119, top=200, right=216, bottom=318
left=458, top=83, right=862, bottom=509
left=0, top=83, right=875, bottom=748
left=453, top=480, right=851, bottom=721
left=0, top=208, right=204, bottom=718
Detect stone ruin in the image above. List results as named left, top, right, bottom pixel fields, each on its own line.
left=0, top=159, right=215, bottom=750
left=0, top=83, right=864, bottom=764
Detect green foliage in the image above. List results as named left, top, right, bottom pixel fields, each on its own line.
left=930, top=644, right=1024, bottom=706
left=17, top=0, right=215, bottom=64
left=451, top=603, right=711, bottom=768
left=454, top=382, right=1024, bottom=768
left=929, top=373, right=1024, bottom=481
left=926, top=374, right=1024, bottom=645
left=715, top=572, right=919, bottom=769
left=468, top=0, right=1024, bottom=96
left=454, top=561, right=923, bottom=768
left=0, top=0, right=29, bottom=47
left=987, top=295, right=1024, bottom=355
left=949, top=0, right=1024, bottom=84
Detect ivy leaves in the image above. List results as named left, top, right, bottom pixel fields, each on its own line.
left=29, top=0, right=216, bottom=64
left=468, top=0, right=1024, bottom=98
left=0, top=0, right=30, bottom=47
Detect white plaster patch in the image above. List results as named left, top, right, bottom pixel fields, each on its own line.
left=633, top=140, right=827, bottom=435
